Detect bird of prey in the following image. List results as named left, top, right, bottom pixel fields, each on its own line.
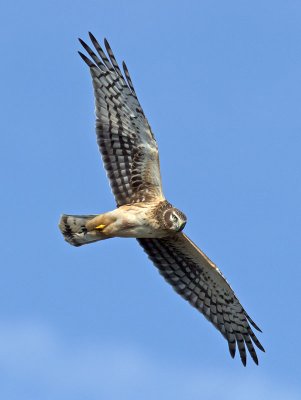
left=59, top=33, right=265, bottom=366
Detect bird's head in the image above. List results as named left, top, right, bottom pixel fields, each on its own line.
left=163, top=207, right=187, bottom=232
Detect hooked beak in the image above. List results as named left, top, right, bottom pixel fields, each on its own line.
left=179, top=221, right=186, bottom=231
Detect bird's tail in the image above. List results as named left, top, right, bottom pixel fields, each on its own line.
left=59, top=214, right=107, bottom=247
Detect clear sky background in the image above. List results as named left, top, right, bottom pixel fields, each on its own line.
left=1, top=1, right=301, bottom=399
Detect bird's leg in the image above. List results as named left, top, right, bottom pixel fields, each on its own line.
left=86, top=212, right=117, bottom=233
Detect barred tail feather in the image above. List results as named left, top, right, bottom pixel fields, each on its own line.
left=59, top=214, right=106, bottom=247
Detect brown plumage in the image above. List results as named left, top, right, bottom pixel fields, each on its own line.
left=59, top=33, right=265, bottom=366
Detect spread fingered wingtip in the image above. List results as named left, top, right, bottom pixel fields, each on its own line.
left=78, top=51, right=95, bottom=68
left=78, top=37, right=85, bottom=46
left=246, top=312, right=262, bottom=332
left=78, top=38, right=92, bottom=56
left=122, top=61, right=136, bottom=95
left=88, top=31, right=95, bottom=40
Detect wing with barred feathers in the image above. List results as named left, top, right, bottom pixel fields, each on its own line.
left=137, top=233, right=265, bottom=366
left=78, top=33, right=164, bottom=206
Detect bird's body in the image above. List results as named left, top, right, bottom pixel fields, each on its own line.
left=59, top=33, right=265, bottom=366
left=60, top=200, right=186, bottom=246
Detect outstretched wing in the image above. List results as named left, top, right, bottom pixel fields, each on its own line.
left=78, top=33, right=164, bottom=206
left=138, top=233, right=265, bottom=366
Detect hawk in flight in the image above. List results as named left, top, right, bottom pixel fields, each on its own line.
left=59, top=33, right=265, bottom=366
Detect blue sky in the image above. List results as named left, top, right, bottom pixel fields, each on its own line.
left=1, top=0, right=301, bottom=398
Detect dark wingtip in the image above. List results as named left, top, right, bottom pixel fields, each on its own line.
left=250, top=348, right=259, bottom=365
left=104, top=38, right=112, bottom=54
left=252, top=322, right=262, bottom=333
left=228, top=342, right=236, bottom=359
left=78, top=38, right=88, bottom=50
left=246, top=313, right=262, bottom=332
left=88, top=31, right=98, bottom=45
left=78, top=38, right=90, bottom=51
left=78, top=51, right=95, bottom=68
left=241, top=352, right=247, bottom=367
left=88, top=31, right=94, bottom=39
left=254, top=338, right=265, bottom=353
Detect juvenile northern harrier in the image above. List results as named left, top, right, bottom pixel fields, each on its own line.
left=59, top=33, right=265, bottom=366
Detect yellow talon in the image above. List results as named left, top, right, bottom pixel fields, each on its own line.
left=95, top=224, right=106, bottom=230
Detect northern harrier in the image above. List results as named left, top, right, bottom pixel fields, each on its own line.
left=59, top=33, right=265, bottom=366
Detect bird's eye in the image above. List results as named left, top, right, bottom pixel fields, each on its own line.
left=172, top=214, right=178, bottom=223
